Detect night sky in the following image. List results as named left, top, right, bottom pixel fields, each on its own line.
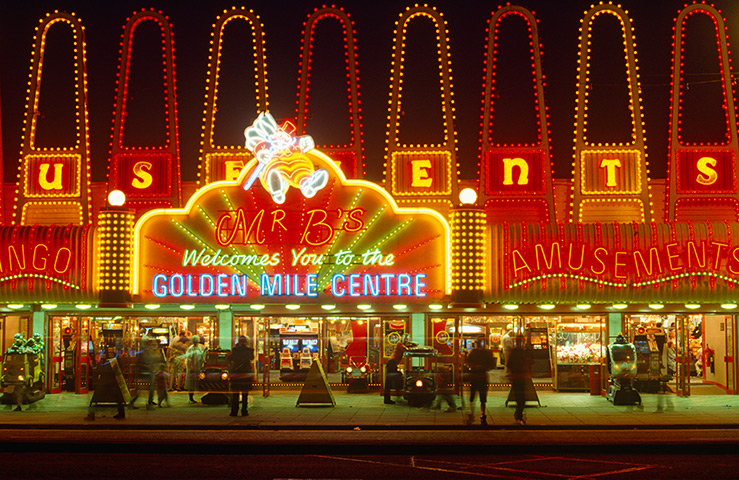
left=2, top=0, right=739, bottom=185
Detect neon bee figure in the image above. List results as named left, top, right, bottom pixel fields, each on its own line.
left=243, top=112, right=329, bottom=204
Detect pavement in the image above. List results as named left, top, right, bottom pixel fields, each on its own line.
left=2, top=384, right=738, bottom=431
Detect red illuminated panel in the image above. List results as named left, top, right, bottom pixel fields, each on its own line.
left=676, top=149, right=736, bottom=194
left=484, top=199, right=549, bottom=224
left=111, top=152, right=173, bottom=198
left=205, top=153, right=249, bottom=182
left=326, top=151, right=357, bottom=179
left=580, top=149, right=642, bottom=195
left=391, top=151, right=451, bottom=196
left=483, top=149, right=545, bottom=195
left=675, top=198, right=739, bottom=222
left=24, top=154, right=80, bottom=198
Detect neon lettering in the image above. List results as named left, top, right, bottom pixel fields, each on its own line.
left=600, top=158, right=621, bottom=187
left=131, top=161, right=153, bottom=189
left=38, top=163, right=63, bottom=190
left=696, top=157, right=718, bottom=185
left=502, top=157, right=529, bottom=185
left=411, top=159, right=433, bottom=187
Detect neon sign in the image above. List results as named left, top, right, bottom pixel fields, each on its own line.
left=134, top=114, right=450, bottom=304
left=493, top=222, right=739, bottom=304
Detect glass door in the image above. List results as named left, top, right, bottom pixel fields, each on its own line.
left=726, top=315, right=735, bottom=394
left=675, top=314, right=691, bottom=397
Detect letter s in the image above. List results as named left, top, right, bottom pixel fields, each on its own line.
left=696, top=157, right=718, bottom=186
left=132, top=161, right=153, bottom=189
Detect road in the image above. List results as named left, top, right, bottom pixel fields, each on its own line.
left=1, top=428, right=738, bottom=479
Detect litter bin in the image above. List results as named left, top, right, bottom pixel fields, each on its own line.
left=589, top=364, right=601, bottom=395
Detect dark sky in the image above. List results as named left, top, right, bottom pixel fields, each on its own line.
left=2, top=0, right=739, bottom=185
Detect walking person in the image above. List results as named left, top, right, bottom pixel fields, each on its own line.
left=155, top=363, right=171, bottom=407
left=507, top=335, right=532, bottom=425
left=184, top=335, right=206, bottom=404
left=228, top=336, right=254, bottom=417
left=383, top=342, right=407, bottom=405
left=129, top=338, right=165, bottom=410
left=86, top=346, right=128, bottom=420
left=168, top=331, right=189, bottom=391
left=465, top=336, right=494, bottom=425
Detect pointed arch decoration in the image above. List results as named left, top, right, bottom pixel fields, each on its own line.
left=479, top=5, right=555, bottom=224
left=296, top=6, right=363, bottom=179
left=108, top=9, right=181, bottom=218
left=199, top=7, right=268, bottom=186
left=667, top=3, right=739, bottom=222
left=16, top=12, right=92, bottom=225
left=571, top=3, right=652, bottom=223
left=384, top=4, right=458, bottom=212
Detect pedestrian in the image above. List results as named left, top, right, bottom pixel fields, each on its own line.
left=155, top=363, right=170, bottom=407
left=500, top=328, right=514, bottom=366
left=431, top=365, right=457, bottom=412
left=168, top=331, right=189, bottom=391
left=383, top=341, right=407, bottom=404
left=465, top=336, right=494, bottom=425
left=506, top=335, right=532, bottom=425
left=184, top=334, right=206, bottom=404
left=664, top=341, right=676, bottom=377
left=129, top=338, right=165, bottom=410
left=228, top=336, right=255, bottom=417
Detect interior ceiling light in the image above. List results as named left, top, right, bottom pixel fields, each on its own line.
left=180, top=304, right=196, bottom=310
left=612, top=304, right=628, bottom=309
left=538, top=304, right=555, bottom=310
left=576, top=304, right=591, bottom=310
left=684, top=304, right=700, bottom=310
left=648, top=304, right=664, bottom=310
left=502, top=304, right=518, bottom=310
left=721, top=303, right=737, bottom=310
left=144, top=304, right=161, bottom=310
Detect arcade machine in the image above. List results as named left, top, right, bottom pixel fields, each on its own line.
left=148, top=326, right=171, bottom=350
left=631, top=325, right=665, bottom=392
left=278, top=324, right=319, bottom=381
left=606, top=334, right=641, bottom=405
left=62, top=327, right=77, bottom=392
left=527, top=326, right=551, bottom=377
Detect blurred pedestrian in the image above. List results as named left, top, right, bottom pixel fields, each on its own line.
left=155, top=363, right=171, bottom=407
left=184, top=335, right=206, bottom=404
left=129, top=338, right=165, bottom=410
left=383, top=342, right=407, bottom=405
left=465, top=336, right=494, bottom=425
left=168, top=331, right=189, bottom=391
left=431, top=365, right=457, bottom=412
left=507, top=335, right=532, bottom=425
left=228, top=336, right=254, bottom=416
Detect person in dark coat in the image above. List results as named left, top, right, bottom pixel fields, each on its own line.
left=506, top=335, right=532, bottom=425
left=465, top=336, right=494, bottom=425
left=383, top=342, right=407, bottom=404
left=228, top=336, right=254, bottom=416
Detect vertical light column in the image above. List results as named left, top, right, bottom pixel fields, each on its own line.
left=571, top=3, right=652, bottom=223
left=198, top=7, right=268, bottom=186
left=479, top=5, right=555, bottom=224
left=108, top=9, right=181, bottom=217
left=16, top=12, right=92, bottom=225
left=450, top=208, right=486, bottom=305
left=98, top=203, right=134, bottom=306
left=296, top=6, right=363, bottom=179
left=385, top=5, right=458, bottom=212
left=666, top=4, right=739, bottom=221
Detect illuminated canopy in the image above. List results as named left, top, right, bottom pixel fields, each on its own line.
left=134, top=147, right=450, bottom=305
